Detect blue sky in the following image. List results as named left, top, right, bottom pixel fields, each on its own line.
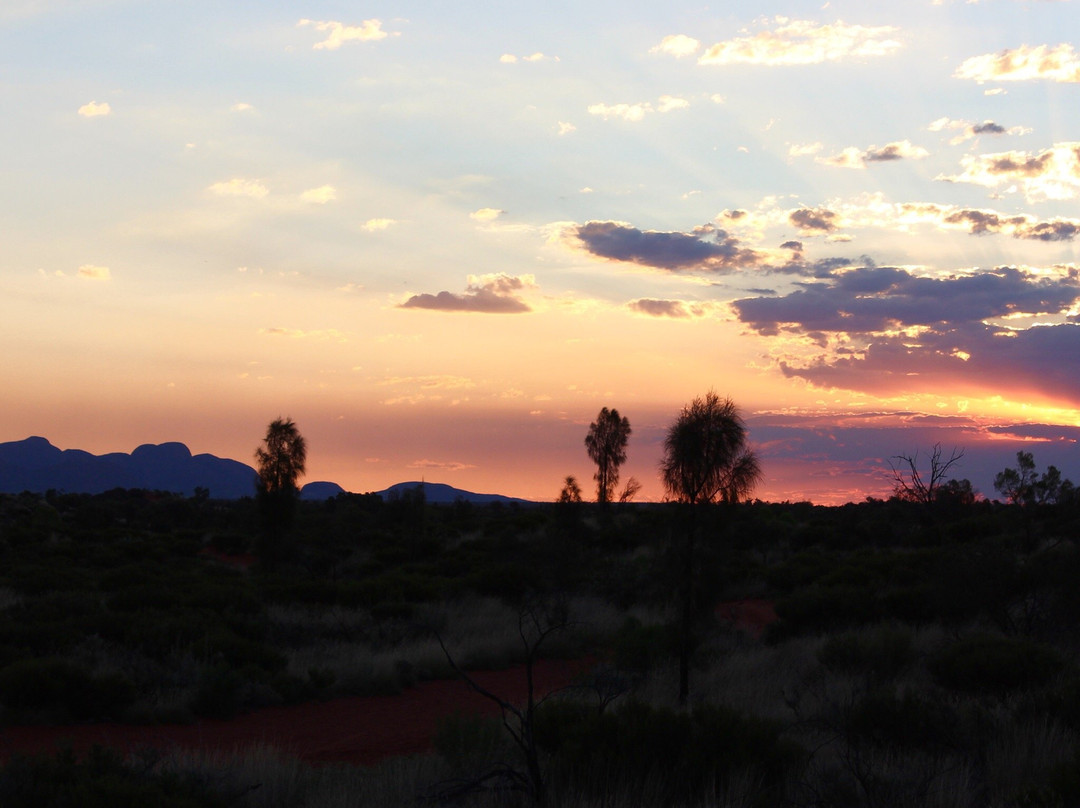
left=2, top=1, right=1079, bottom=502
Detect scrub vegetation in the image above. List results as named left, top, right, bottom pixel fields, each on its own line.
left=1, top=455, right=1080, bottom=805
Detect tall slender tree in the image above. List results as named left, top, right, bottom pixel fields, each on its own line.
left=585, top=407, right=631, bottom=504
left=254, top=417, right=307, bottom=567
left=660, top=392, right=761, bottom=704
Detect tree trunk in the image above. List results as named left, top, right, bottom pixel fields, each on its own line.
left=678, top=504, right=697, bottom=706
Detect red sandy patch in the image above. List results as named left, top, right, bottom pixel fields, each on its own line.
left=0, top=659, right=587, bottom=766
left=716, top=599, right=778, bottom=639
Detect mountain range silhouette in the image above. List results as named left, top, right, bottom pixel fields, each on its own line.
left=0, top=437, right=528, bottom=504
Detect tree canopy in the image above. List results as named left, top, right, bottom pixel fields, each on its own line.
left=585, top=407, right=631, bottom=504
left=660, top=392, right=761, bottom=506
left=255, top=417, right=307, bottom=496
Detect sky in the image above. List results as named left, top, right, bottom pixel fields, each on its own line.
left=2, top=0, right=1079, bottom=504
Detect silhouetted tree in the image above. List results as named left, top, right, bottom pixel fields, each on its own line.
left=556, top=475, right=583, bottom=504
left=995, top=451, right=1075, bottom=506
left=254, top=417, right=306, bottom=568
left=585, top=407, right=631, bottom=504
left=889, top=443, right=964, bottom=505
left=660, top=392, right=761, bottom=704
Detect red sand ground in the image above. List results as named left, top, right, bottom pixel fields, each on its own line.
left=715, top=598, right=778, bottom=639
left=0, top=659, right=587, bottom=766
left=0, top=604, right=777, bottom=766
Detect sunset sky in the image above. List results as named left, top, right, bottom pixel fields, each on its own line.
left=3, top=1, right=1079, bottom=503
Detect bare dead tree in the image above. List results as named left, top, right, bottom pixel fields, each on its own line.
left=888, top=443, right=964, bottom=505
left=431, top=598, right=573, bottom=805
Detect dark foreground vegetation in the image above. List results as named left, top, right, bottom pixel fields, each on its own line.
left=2, top=486, right=1080, bottom=807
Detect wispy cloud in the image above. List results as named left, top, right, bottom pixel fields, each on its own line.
left=817, top=140, right=929, bottom=169
left=298, top=18, right=394, bottom=50
left=937, top=142, right=1080, bottom=201
left=470, top=207, right=504, bottom=222
left=362, top=217, right=397, bottom=231
left=77, top=100, right=111, bottom=117
left=650, top=34, right=701, bottom=58
left=259, top=327, right=347, bottom=341
left=588, top=95, right=690, bottom=122
left=207, top=178, right=269, bottom=199
left=500, top=52, right=558, bottom=63
left=77, top=264, right=111, bottom=281
left=628, top=298, right=715, bottom=318
left=408, top=459, right=476, bottom=472
left=927, top=117, right=1029, bottom=145
left=956, top=43, right=1080, bottom=83
left=299, top=185, right=337, bottom=204
left=400, top=273, right=535, bottom=313
left=698, top=18, right=900, bottom=66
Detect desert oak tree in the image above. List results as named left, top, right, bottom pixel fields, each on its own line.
left=585, top=407, right=631, bottom=504
left=660, top=392, right=761, bottom=704
left=254, top=417, right=307, bottom=567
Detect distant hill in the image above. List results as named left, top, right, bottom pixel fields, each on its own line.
left=376, top=481, right=532, bottom=505
left=0, top=438, right=533, bottom=505
left=0, top=437, right=258, bottom=499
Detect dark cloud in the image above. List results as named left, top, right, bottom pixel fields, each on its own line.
left=572, top=221, right=764, bottom=272
left=972, top=121, right=1006, bottom=135
left=400, top=274, right=532, bottom=313
left=789, top=207, right=839, bottom=234
left=734, top=266, right=1080, bottom=335
left=944, top=209, right=1080, bottom=240
left=628, top=298, right=690, bottom=318
left=988, top=152, right=1054, bottom=176
left=865, top=144, right=908, bottom=162
left=780, top=240, right=803, bottom=251
left=779, top=322, right=1080, bottom=402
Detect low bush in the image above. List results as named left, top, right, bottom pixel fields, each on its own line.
left=0, top=746, right=226, bottom=808
left=0, top=657, right=135, bottom=722
left=929, top=634, right=1064, bottom=695
left=818, top=625, right=915, bottom=682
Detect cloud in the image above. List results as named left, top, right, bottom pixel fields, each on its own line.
left=817, top=140, right=928, bottom=169
left=956, top=44, right=1080, bottom=83
left=657, top=95, right=690, bottom=112
left=789, top=207, right=839, bottom=234
left=587, top=101, right=653, bottom=122
left=298, top=18, right=393, bottom=49
left=928, top=117, right=1027, bottom=144
left=501, top=52, right=558, bottom=63
left=651, top=34, right=701, bottom=58
left=587, top=94, right=691, bottom=122
left=259, top=327, right=346, bottom=340
left=231, top=102, right=254, bottom=113
left=77, top=264, right=110, bottom=281
left=408, top=459, right=476, bottom=472
left=938, top=143, right=1080, bottom=201
left=299, top=185, right=337, bottom=204
left=565, top=220, right=765, bottom=272
left=788, top=142, right=823, bottom=157
left=470, top=207, right=504, bottom=222
left=732, top=265, right=1080, bottom=400
left=77, top=101, right=111, bottom=117
left=557, top=121, right=576, bottom=136
left=698, top=18, right=900, bottom=66
left=400, top=273, right=535, bottom=313
left=734, top=265, right=1080, bottom=336
left=207, top=178, right=269, bottom=199
left=628, top=298, right=716, bottom=318
left=362, top=218, right=397, bottom=231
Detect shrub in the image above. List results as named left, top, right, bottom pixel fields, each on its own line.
left=929, top=634, right=1064, bottom=695
left=434, top=712, right=508, bottom=773
left=611, top=617, right=674, bottom=674
left=844, top=686, right=958, bottom=751
left=818, top=626, right=915, bottom=682
left=0, top=746, right=226, bottom=808
left=536, top=699, right=801, bottom=803
left=0, top=657, right=135, bottom=722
